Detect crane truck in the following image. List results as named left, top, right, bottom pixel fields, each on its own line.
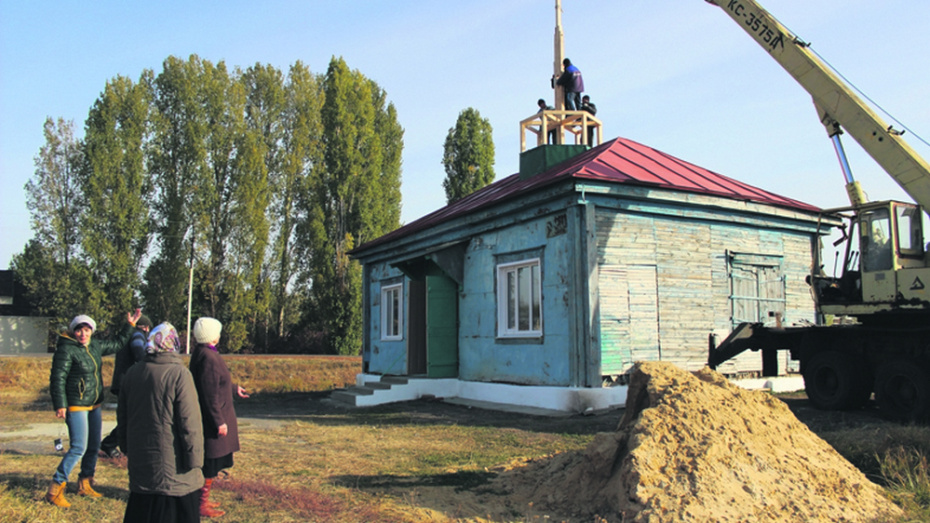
left=704, top=0, right=930, bottom=421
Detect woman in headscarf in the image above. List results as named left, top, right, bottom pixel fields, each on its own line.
left=188, top=317, right=249, bottom=518
left=118, top=322, right=204, bottom=523
left=46, top=309, right=142, bottom=508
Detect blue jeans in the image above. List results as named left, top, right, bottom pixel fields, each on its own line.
left=53, top=407, right=102, bottom=484
left=564, top=91, right=581, bottom=111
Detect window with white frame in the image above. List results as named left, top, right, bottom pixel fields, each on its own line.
left=380, top=282, right=403, bottom=341
left=497, top=258, right=542, bottom=338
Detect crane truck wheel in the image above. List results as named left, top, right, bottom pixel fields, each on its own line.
left=875, top=360, right=930, bottom=422
left=802, top=351, right=869, bottom=411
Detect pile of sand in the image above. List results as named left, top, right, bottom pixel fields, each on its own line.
left=491, top=361, right=902, bottom=522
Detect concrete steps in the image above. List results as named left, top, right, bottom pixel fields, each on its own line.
left=331, top=375, right=410, bottom=407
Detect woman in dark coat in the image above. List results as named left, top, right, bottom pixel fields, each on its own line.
left=119, top=322, right=204, bottom=523
left=188, top=317, right=249, bottom=518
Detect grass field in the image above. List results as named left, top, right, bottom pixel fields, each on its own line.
left=0, top=355, right=609, bottom=522
left=2, top=356, right=930, bottom=522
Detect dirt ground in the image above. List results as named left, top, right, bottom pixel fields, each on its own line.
left=486, top=363, right=902, bottom=522
left=0, top=368, right=906, bottom=523
left=241, top=369, right=903, bottom=522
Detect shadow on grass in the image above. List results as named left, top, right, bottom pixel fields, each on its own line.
left=0, top=471, right=129, bottom=500
left=23, top=398, right=53, bottom=412
left=777, top=396, right=889, bottom=432
left=219, top=476, right=391, bottom=523
left=0, top=397, right=54, bottom=413
left=236, top=392, right=620, bottom=436
left=0, top=472, right=46, bottom=494
left=331, top=469, right=497, bottom=492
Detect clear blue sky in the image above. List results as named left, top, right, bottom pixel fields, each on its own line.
left=2, top=0, right=928, bottom=268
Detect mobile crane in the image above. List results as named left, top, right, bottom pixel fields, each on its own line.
left=704, top=0, right=930, bottom=420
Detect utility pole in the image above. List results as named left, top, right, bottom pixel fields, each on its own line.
left=186, top=236, right=194, bottom=354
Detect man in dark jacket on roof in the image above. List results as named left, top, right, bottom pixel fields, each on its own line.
left=99, top=314, right=152, bottom=458
left=555, top=58, right=584, bottom=110
left=581, top=95, right=597, bottom=145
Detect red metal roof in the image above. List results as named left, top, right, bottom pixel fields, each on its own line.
left=354, top=136, right=821, bottom=253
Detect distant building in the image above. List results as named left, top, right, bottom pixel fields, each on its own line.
left=0, top=270, right=51, bottom=354
left=0, top=271, right=23, bottom=313
left=346, top=137, right=837, bottom=411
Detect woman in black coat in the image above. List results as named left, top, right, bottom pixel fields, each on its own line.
left=188, top=317, right=249, bottom=518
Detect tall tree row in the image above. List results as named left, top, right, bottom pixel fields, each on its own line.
left=15, top=55, right=403, bottom=354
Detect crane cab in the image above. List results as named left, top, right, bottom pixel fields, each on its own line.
left=814, top=200, right=930, bottom=319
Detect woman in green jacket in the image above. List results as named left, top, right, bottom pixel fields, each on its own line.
left=46, top=309, right=142, bottom=507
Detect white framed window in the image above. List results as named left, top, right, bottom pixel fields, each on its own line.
left=380, top=283, right=403, bottom=341
left=497, top=258, right=542, bottom=338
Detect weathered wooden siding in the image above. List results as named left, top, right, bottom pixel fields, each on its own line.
left=656, top=220, right=715, bottom=369
left=457, top=207, right=579, bottom=386
left=355, top=178, right=826, bottom=387
left=595, top=205, right=818, bottom=375
left=365, top=263, right=409, bottom=375
left=598, top=265, right=659, bottom=375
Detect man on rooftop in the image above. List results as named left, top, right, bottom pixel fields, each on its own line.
left=555, top=58, right=584, bottom=111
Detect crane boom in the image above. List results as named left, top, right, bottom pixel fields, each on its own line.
left=708, top=0, right=930, bottom=212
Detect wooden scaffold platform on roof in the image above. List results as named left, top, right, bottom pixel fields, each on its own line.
left=520, top=109, right=602, bottom=151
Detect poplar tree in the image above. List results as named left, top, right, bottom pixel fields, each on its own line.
left=237, top=63, right=286, bottom=346
left=81, top=74, right=153, bottom=323
left=16, top=118, right=94, bottom=322
left=193, top=60, right=243, bottom=323
left=144, top=55, right=210, bottom=324
left=273, top=62, right=322, bottom=339
left=223, top=124, right=271, bottom=351
left=313, top=57, right=403, bottom=354
left=24, top=118, right=84, bottom=269
left=442, top=107, right=495, bottom=203
left=220, top=63, right=275, bottom=351
left=369, top=87, right=403, bottom=237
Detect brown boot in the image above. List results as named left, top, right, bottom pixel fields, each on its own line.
left=199, top=478, right=226, bottom=518
left=77, top=476, right=103, bottom=498
left=45, top=481, right=71, bottom=507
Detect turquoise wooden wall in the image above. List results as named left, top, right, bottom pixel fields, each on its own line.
left=357, top=181, right=828, bottom=387
left=365, top=263, right=409, bottom=376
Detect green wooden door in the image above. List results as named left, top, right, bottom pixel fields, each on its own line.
left=426, top=274, right=458, bottom=378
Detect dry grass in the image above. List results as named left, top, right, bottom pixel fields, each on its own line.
left=0, top=354, right=361, bottom=428
left=0, top=353, right=360, bottom=395
left=222, top=355, right=361, bottom=393
left=0, top=452, right=132, bottom=523
left=0, top=355, right=599, bottom=522
left=820, top=425, right=930, bottom=522
left=4, top=356, right=930, bottom=521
